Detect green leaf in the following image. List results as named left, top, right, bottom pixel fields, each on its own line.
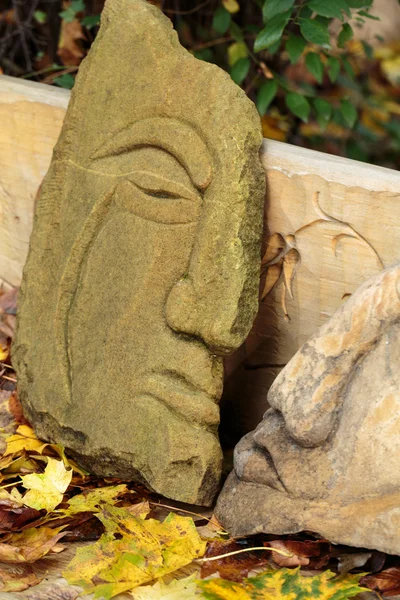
left=229, top=21, right=244, bottom=41
left=305, top=52, right=324, bottom=83
left=228, top=41, right=248, bottom=65
left=326, top=56, right=340, bottom=82
left=285, top=35, right=306, bottom=64
left=71, top=0, right=85, bottom=11
left=212, top=6, right=231, bottom=34
left=254, top=10, right=291, bottom=52
left=59, top=7, right=76, bottom=22
left=313, top=97, right=332, bottom=129
left=307, top=0, right=350, bottom=21
left=263, top=0, right=295, bottom=20
left=300, top=18, right=330, bottom=47
left=342, top=56, right=355, bottom=78
left=358, top=9, right=380, bottom=19
left=268, top=39, right=281, bottom=54
left=338, top=22, right=353, bottom=47
left=257, top=79, right=278, bottom=114
left=194, top=48, right=215, bottom=62
left=346, top=140, right=368, bottom=162
left=81, top=14, right=101, bottom=28
left=230, top=57, right=251, bottom=84
left=340, top=98, right=358, bottom=127
left=53, top=73, right=75, bottom=89
left=286, top=92, right=311, bottom=121
left=361, top=40, right=373, bottom=59
left=33, top=10, right=47, bottom=24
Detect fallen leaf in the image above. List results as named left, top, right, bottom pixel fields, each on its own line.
left=27, top=580, right=80, bottom=600
left=361, top=567, right=400, bottom=596
left=0, top=526, right=67, bottom=563
left=8, top=392, right=30, bottom=426
left=5, top=425, right=48, bottom=456
left=62, top=483, right=129, bottom=516
left=337, top=552, right=372, bottom=575
left=198, top=567, right=368, bottom=599
left=0, top=497, right=41, bottom=533
left=200, top=540, right=269, bottom=582
left=0, top=563, right=41, bottom=592
left=266, top=540, right=309, bottom=568
left=64, top=505, right=206, bottom=599
left=132, top=574, right=199, bottom=599
left=21, top=457, right=73, bottom=512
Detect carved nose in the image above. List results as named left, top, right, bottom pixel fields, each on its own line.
left=165, top=277, right=246, bottom=356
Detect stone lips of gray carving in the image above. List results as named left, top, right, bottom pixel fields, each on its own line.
left=215, top=263, right=400, bottom=552
left=215, top=473, right=400, bottom=555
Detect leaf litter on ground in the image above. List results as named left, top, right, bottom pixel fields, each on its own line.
left=0, top=339, right=400, bottom=597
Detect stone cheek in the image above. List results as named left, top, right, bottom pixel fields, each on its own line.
left=13, top=0, right=265, bottom=506
left=216, top=264, right=400, bottom=554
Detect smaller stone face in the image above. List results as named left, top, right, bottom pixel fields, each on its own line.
left=13, top=0, right=265, bottom=506
left=216, top=264, right=400, bottom=555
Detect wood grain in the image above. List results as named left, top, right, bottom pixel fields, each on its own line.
left=1, top=75, right=399, bottom=434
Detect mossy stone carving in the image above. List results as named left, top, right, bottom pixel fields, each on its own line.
left=13, top=0, right=265, bottom=505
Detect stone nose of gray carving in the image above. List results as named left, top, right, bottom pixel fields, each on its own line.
left=165, top=277, right=245, bottom=356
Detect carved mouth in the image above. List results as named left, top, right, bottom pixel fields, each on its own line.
left=136, top=372, right=220, bottom=431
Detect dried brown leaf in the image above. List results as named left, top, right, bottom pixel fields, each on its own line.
left=361, top=567, right=400, bottom=596
left=0, top=563, right=41, bottom=592
left=0, top=526, right=67, bottom=563
left=200, top=539, right=269, bottom=582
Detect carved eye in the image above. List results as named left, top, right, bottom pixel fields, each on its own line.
left=127, top=170, right=199, bottom=203
left=113, top=171, right=202, bottom=225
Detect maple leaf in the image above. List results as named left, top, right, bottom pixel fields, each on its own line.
left=0, top=526, right=66, bottom=563
left=21, top=457, right=72, bottom=512
left=132, top=574, right=199, bottom=599
left=197, top=567, right=368, bottom=599
left=63, top=504, right=206, bottom=599
left=62, top=483, right=129, bottom=516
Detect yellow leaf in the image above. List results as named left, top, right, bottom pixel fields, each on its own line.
left=0, top=345, right=8, bottom=361
left=132, top=574, right=199, bottom=599
left=21, top=457, right=72, bottom=512
left=0, top=526, right=66, bottom=563
left=222, top=0, right=240, bottom=14
left=5, top=425, right=47, bottom=457
left=64, top=505, right=206, bottom=599
left=62, top=483, right=130, bottom=516
left=228, top=42, right=247, bottom=66
left=197, top=567, right=368, bottom=599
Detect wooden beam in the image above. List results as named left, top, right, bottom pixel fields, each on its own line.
left=1, top=76, right=399, bottom=431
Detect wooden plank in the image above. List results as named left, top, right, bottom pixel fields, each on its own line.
left=1, top=76, right=399, bottom=433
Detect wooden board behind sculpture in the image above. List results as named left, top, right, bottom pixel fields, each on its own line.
left=1, top=78, right=400, bottom=439
left=222, top=148, right=400, bottom=439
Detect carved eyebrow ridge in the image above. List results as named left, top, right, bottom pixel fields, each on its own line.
left=90, top=116, right=213, bottom=191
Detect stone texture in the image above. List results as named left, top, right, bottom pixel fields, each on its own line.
left=216, top=264, right=400, bottom=553
left=12, top=0, right=265, bottom=505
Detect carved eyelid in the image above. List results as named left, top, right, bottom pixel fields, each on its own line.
left=126, top=170, right=201, bottom=202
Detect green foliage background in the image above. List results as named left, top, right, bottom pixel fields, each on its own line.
left=1, top=0, right=399, bottom=168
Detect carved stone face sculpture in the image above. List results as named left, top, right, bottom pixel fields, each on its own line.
left=13, top=0, right=265, bottom=505
left=216, top=264, right=400, bottom=554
